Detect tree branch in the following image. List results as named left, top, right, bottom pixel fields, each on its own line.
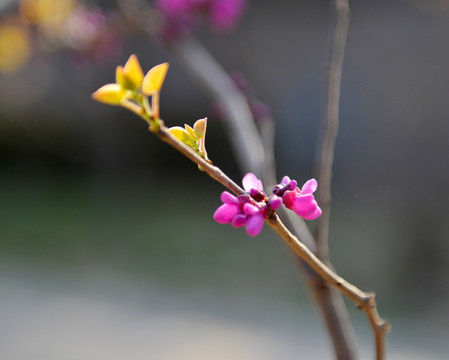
left=316, top=0, right=350, bottom=261
left=172, top=39, right=266, bottom=178
left=260, top=115, right=359, bottom=360
left=169, top=27, right=361, bottom=360
left=156, top=123, right=391, bottom=360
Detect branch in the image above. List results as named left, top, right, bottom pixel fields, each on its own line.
left=315, top=0, right=350, bottom=261
left=172, top=39, right=266, bottom=177
left=116, top=0, right=266, bottom=177
left=155, top=124, right=390, bottom=360
left=266, top=213, right=391, bottom=360
left=170, top=30, right=360, bottom=360
left=260, top=114, right=358, bottom=359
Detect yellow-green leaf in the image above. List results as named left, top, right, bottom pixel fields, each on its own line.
left=193, top=117, right=207, bottom=139
left=168, top=126, right=191, bottom=143
left=142, top=62, right=169, bottom=95
left=184, top=124, right=196, bottom=138
left=123, top=54, right=144, bottom=89
left=115, top=65, right=134, bottom=91
left=92, top=84, right=126, bottom=105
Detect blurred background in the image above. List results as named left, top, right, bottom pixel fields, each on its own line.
left=0, top=0, right=448, bottom=359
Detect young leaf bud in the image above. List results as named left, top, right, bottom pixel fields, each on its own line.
left=168, top=126, right=191, bottom=143
left=92, top=84, right=126, bottom=105
left=123, top=54, right=144, bottom=90
left=142, top=63, right=169, bottom=95
left=193, top=117, right=207, bottom=139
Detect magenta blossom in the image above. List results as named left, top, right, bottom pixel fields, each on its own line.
left=278, top=177, right=322, bottom=220
left=155, top=0, right=247, bottom=42
left=213, top=173, right=268, bottom=237
left=213, top=173, right=318, bottom=237
left=213, top=191, right=267, bottom=236
left=208, top=0, right=246, bottom=32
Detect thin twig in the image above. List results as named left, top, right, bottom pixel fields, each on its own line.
left=156, top=124, right=391, bottom=360
left=313, top=1, right=362, bottom=358
left=183, top=41, right=361, bottom=358
left=266, top=213, right=391, bottom=360
left=315, top=2, right=390, bottom=358
left=172, top=39, right=266, bottom=177
left=316, top=0, right=350, bottom=261
left=157, top=124, right=244, bottom=196
left=116, top=0, right=266, bottom=178
left=170, top=26, right=360, bottom=360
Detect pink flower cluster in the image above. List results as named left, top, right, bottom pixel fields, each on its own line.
left=273, top=176, right=322, bottom=220
left=155, top=0, right=246, bottom=42
left=214, top=173, right=322, bottom=237
left=213, top=173, right=278, bottom=237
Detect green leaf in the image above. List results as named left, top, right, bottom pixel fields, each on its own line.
left=184, top=124, right=196, bottom=139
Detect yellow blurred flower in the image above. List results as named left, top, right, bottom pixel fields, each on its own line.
left=0, top=23, right=30, bottom=74
left=20, top=0, right=75, bottom=28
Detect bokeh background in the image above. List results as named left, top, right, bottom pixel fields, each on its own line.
left=1, top=0, right=448, bottom=359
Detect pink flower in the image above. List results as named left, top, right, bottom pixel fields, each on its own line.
left=213, top=173, right=321, bottom=237
left=213, top=191, right=267, bottom=236
left=280, top=177, right=322, bottom=220
left=213, top=173, right=267, bottom=237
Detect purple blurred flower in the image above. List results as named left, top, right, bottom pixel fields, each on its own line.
left=155, top=0, right=247, bottom=42
left=279, top=177, right=322, bottom=220
left=156, top=0, right=193, bottom=15
left=65, top=7, right=122, bottom=65
left=208, top=0, right=246, bottom=32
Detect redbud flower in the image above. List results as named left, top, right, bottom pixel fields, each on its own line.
left=213, top=191, right=267, bottom=236
left=280, top=177, right=322, bottom=220
left=213, top=173, right=267, bottom=237
left=214, top=173, right=321, bottom=237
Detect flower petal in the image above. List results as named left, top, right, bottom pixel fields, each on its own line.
left=267, top=195, right=282, bottom=210
left=243, top=203, right=259, bottom=216
left=288, top=179, right=297, bottom=190
left=242, top=173, right=263, bottom=192
left=292, top=194, right=320, bottom=218
left=220, top=191, right=238, bottom=204
left=301, top=178, right=318, bottom=194
left=245, top=213, right=265, bottom=237
left=213, top=204, right=239, bottom=224
left=280, top=176, right=291, bottom=185
left=232, top=214, right=247, bottom=228
left=282, top=190, right=296, bottom=209
left=301, top=206, right=322, bottom=220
